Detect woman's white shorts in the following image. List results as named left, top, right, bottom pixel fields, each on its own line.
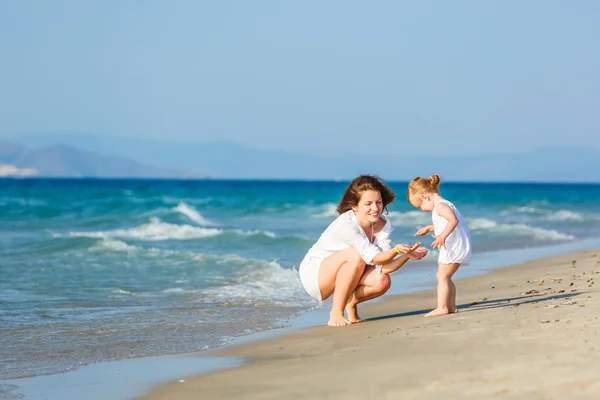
left=299, top=256, right=323, bottom=304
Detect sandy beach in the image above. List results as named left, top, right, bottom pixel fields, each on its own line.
left=141, top=249, right=600, bottom=400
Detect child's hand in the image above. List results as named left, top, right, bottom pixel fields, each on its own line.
left=414, top=227, right=429, bottom=236
left=431, top=235, right=446, bottom=250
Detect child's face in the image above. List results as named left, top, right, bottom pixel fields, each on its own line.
left=409, top=192, right=435, bottom=212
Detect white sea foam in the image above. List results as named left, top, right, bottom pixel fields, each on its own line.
left=164, top=196, right=213, bottom=206
left=163, top=288, right=188, bottom=294
left=500, top=206, right=541, bottom=216
left=91, top=239, right=139, bottom=252
left=311, top=203, right=338, bottom=219
left=78, top=204, right=277, bottom=240
left=503, top=200, right=553, bottom=214
left=93, top=247, right=311, bottom=304
left=468, top=218, right=575, bottom=241
left=70, top=217, right=223, bottom=241
left=545, top=210, right=585, bottom=222
left=233, top=229, right=277, bottom=238
left=86, top=242, right=264, bottom=271
left=87, top=238, right=203, bottom=262
left=172, top=201, right=217, bottom=226
left=386, top=210, right=431, bottom=227
left=468, top=218, right=499, bottom=230
left=514, top=206, right=539, bottom=213
left=212, top=253, right=248, bottom=264
left=201, top=261, right=307, bottom=303
left=502, top=206, right=591, bottom=222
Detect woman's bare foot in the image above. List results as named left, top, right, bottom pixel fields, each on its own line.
left=345, top=304, right=363, bottom=324
left=424, top=307, right=458, bottom=317
left=328, top=313, right=351, bottom=327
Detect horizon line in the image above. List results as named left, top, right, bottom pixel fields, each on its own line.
left=2, top=176, right=600, bottom=185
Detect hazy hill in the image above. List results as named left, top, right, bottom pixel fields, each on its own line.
left=0, top=141, right=202, bottom=178
left=6, top=133, right=600, bottom=181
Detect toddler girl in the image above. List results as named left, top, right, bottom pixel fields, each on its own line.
left=407, top=174, right=471, bottom=317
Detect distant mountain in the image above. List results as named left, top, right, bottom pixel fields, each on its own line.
left=5, top=132, right=600, bottom=181
left=8, top=133, right=367, bottom=179
left=0, top=141, right=203, bottom=178
left=0, top=142, right=27, bottom=164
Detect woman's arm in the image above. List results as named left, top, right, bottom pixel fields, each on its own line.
left=339, top=219, right=420, bottom=265
left=379, top=247, right=427, bottom=274
left=371, top=242, right=420, bottom=265
left=380, top=254, right=410, bottom=274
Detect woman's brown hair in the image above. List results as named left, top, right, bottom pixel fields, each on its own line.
left=337, top=175, right=396, bottom=215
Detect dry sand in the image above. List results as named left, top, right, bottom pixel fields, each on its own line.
left=141, top=249, right=600, bottom=399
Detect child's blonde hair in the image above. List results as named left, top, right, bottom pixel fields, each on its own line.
left=407, top=174, right=441, bottom=202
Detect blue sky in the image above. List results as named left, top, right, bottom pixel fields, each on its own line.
left=1, top=1, right=599, bottom=157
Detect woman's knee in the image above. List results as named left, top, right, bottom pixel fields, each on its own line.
left=373, top=273, right=391, bottom=294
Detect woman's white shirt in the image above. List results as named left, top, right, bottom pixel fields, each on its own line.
left=303, top=210, right=393, bottom=271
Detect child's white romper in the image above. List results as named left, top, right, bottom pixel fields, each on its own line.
left=432, top=199, right=471, bottom=265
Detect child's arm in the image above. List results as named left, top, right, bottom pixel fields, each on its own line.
left=414, top=224, right=434, bottom=236
left=431, top=203, right=458, bottom=250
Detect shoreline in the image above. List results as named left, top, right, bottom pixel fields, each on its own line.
left=4, top=238, right=600, bottom=400
left=140, top=243, right=600, bottom=399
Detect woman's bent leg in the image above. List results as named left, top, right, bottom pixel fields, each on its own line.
left=318, top=248, right=366, bottom=327
left=345, top=266, right=391, bottom=322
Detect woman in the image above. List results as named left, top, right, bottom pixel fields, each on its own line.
left=299, top=175, right=428, bottom=327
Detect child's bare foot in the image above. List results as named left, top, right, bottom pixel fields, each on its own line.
left=345, top=304, right=363, bottom=324
left=328, top=313, right=350, bottom=327
left=424, top=307, right=458, bottom=317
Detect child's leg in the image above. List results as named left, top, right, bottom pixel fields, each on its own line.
left=425, top=262, right=460, bottom=317
left=448, top=279, right=458, bottom=313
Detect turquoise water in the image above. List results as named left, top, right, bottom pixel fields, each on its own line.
left=2, top=179, right=600, bottom=379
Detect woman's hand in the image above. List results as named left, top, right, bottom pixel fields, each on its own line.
left=395, top=242, right=421, bottom=254
left=406, top=247, right=428, bottom=260
left=380, top=243, right=427, bottom=275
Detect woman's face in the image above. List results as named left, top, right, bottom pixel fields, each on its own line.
left=354, top=190, right=383, bottom=223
